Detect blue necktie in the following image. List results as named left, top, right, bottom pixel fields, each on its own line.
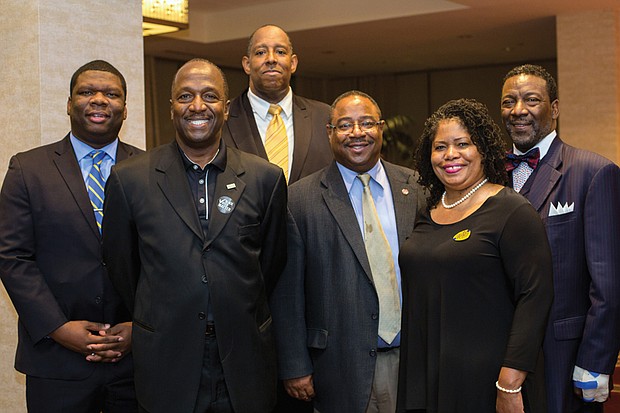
left=87, top=151, right=106, bottom=233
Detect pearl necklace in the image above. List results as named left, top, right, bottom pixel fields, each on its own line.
left=441, top=178, right=488, bottom=209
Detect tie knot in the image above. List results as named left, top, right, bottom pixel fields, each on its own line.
left=268, top=104, right=282, bottom=116
left=358, top=173, right=371, bottom=187
left=89, top=150, right=106, bottom=164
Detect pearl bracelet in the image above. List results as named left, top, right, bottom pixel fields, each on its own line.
left=495, top=381, right=522, bottom=393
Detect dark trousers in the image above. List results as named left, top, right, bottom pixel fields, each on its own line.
left=26, top=361, right=137, bottom=413
left=192, top=334, right=234, bottom=413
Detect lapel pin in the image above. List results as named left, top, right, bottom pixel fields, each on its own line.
left=226, top=183, right=236, bottom=190
left=217, top=196, right=235, bottom=214
left=453, top=229, right=471, bottom=241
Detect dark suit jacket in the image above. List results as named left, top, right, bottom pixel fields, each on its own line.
left=271, top=161, right=425, bottom=413
left=0, top=135, right=141, bottom=379
left=515, top=136, right=620, bottom=413
left=222, top=90, right=333, bottom=183
left=103, top=141, right=288, bottom=413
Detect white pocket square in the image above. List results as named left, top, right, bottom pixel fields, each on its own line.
left=549, top=201, right=574, bottom=217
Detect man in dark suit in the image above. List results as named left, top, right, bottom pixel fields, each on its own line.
left=271, top=91, right=424, bottom=412
left=0, top=60, right=141, bottom=412
left=222, top=24, right=332, bottom=184
left=102, top=59, right=287, bottom=413
left=501, top=64, right=620, bottom=413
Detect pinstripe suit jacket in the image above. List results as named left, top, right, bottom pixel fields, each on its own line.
left=515, top=135, right=620, bottom=413
left=271, top=160, right=425, bottom=413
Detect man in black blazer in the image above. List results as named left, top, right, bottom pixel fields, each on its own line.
left=0, top=60, right=141, bottom=412
left=103, top=59, right=287, bottom=413
left=222, top=24, right=332, bottom=184
left=271, top=91, right=424, bottom=412
left=502, top=64, right=620, bottom=413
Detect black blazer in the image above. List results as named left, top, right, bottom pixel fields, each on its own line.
left=222, top=90, right=333, bottom=183
left=0, top=135, right=141, bottom=379
left=103, top=141, right=288, bottom=413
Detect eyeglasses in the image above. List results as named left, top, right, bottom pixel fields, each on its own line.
left=327, top=120, right=384, bottom=134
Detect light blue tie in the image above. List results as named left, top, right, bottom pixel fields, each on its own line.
left=87, top=151, right=106, bottom=233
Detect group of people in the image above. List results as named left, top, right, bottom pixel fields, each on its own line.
left=0, top=23, right=618, bottom=413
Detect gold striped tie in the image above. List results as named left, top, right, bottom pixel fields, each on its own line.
left=358, top=173, right=401, bottom=344
left=265, top=104, right=289, bottom=181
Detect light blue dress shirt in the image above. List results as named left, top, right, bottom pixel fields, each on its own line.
left=70, top=133, right=118, bottom=185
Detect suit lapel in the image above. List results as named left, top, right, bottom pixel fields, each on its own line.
left=321, top=163, right=373, bottom=281
left=155, top=143, right=204, bottom=242
left=227, top=92, right=267, bottom=159
left=204, top=149, right=245, bottom=249
left=290, top=96, right=311, bottom=183
left=52, top=135, right=101, bottom=238
left=383, top=162, right=418, bottom=245
left=520, top=137, right=563, bottom=212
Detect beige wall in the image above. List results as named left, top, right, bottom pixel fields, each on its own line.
left=557, top=10, right=620, bottom=163
left=0, top=1, right=145, bottom=411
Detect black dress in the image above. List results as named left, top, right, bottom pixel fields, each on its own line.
left=397, top=188, right=553, bottom=413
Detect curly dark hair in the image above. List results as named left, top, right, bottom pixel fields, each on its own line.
left=414, top=98, right=508, bottom=209
left=503, top=64, right=558, bottom=102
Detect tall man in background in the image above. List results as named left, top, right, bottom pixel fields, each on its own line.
left=222, top=24, right=332, bottom=184
left=0, top=60, right=141, bottom=412
left=501, top=64, right=620, bottom=413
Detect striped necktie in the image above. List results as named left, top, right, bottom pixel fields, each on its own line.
left=265, top=104, right=289, bottom=181
left=87, top=150, right=106, bottom=233
left=358, top=173, right=401, bottom=344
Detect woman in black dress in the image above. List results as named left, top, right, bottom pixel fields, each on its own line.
left=397, top=99, right=553, bottom=413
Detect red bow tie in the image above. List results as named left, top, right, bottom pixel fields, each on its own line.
left=505, top=148, right=540, bottom=172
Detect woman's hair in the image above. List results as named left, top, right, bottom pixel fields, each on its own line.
left=414, top=98, right=508, bottom=209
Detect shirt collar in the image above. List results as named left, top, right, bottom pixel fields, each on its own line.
left=70, top=133, right=118, bottom=162
left=247, top=87, right=293, bottom=120
left=336, top=160, right=386, bottom=194
left=513, top=130, right=557, bottom=159
left=178, top=139, right=227, bottom=173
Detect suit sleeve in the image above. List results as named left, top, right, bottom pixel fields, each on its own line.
left=258, top=170, right=288, bottom=296
left=0, top=155, right=67, bottom=342
left=270, top=209, right=314, bottom=380
left=500, top=202, right=554, bottom=371
left=102, top=167, right=140, bottom=314
left=577, top=162, right=620, bottom=374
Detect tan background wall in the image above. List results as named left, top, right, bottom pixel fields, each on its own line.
left=0, top=1, right=145, bottom=411
left=557, top=10, right=620, bottom=163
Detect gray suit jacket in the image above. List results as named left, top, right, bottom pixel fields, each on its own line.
left=222, top=90, right=333, bottom=183
left=271, top=160, right=424, bottom=413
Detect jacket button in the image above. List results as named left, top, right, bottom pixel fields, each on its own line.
left=95, top=296, right=102, bottom=304
left=198, top=312, right=206, bottom=320
left=369, top=349, right=376, bottom=357
left=371, top=313, right=378, bottom=320
left=201, top=274, right=208, bottom=284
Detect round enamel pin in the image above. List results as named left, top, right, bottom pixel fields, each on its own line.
left=216, top=196, right=235, bottom=214
left=452, top=229, right=471, bottom=241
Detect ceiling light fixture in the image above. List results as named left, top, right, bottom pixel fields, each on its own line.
left=143, top=0, right=189, bottom=37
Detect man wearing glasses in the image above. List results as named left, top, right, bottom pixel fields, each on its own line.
left=271, top=91, right=424, bottom=412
